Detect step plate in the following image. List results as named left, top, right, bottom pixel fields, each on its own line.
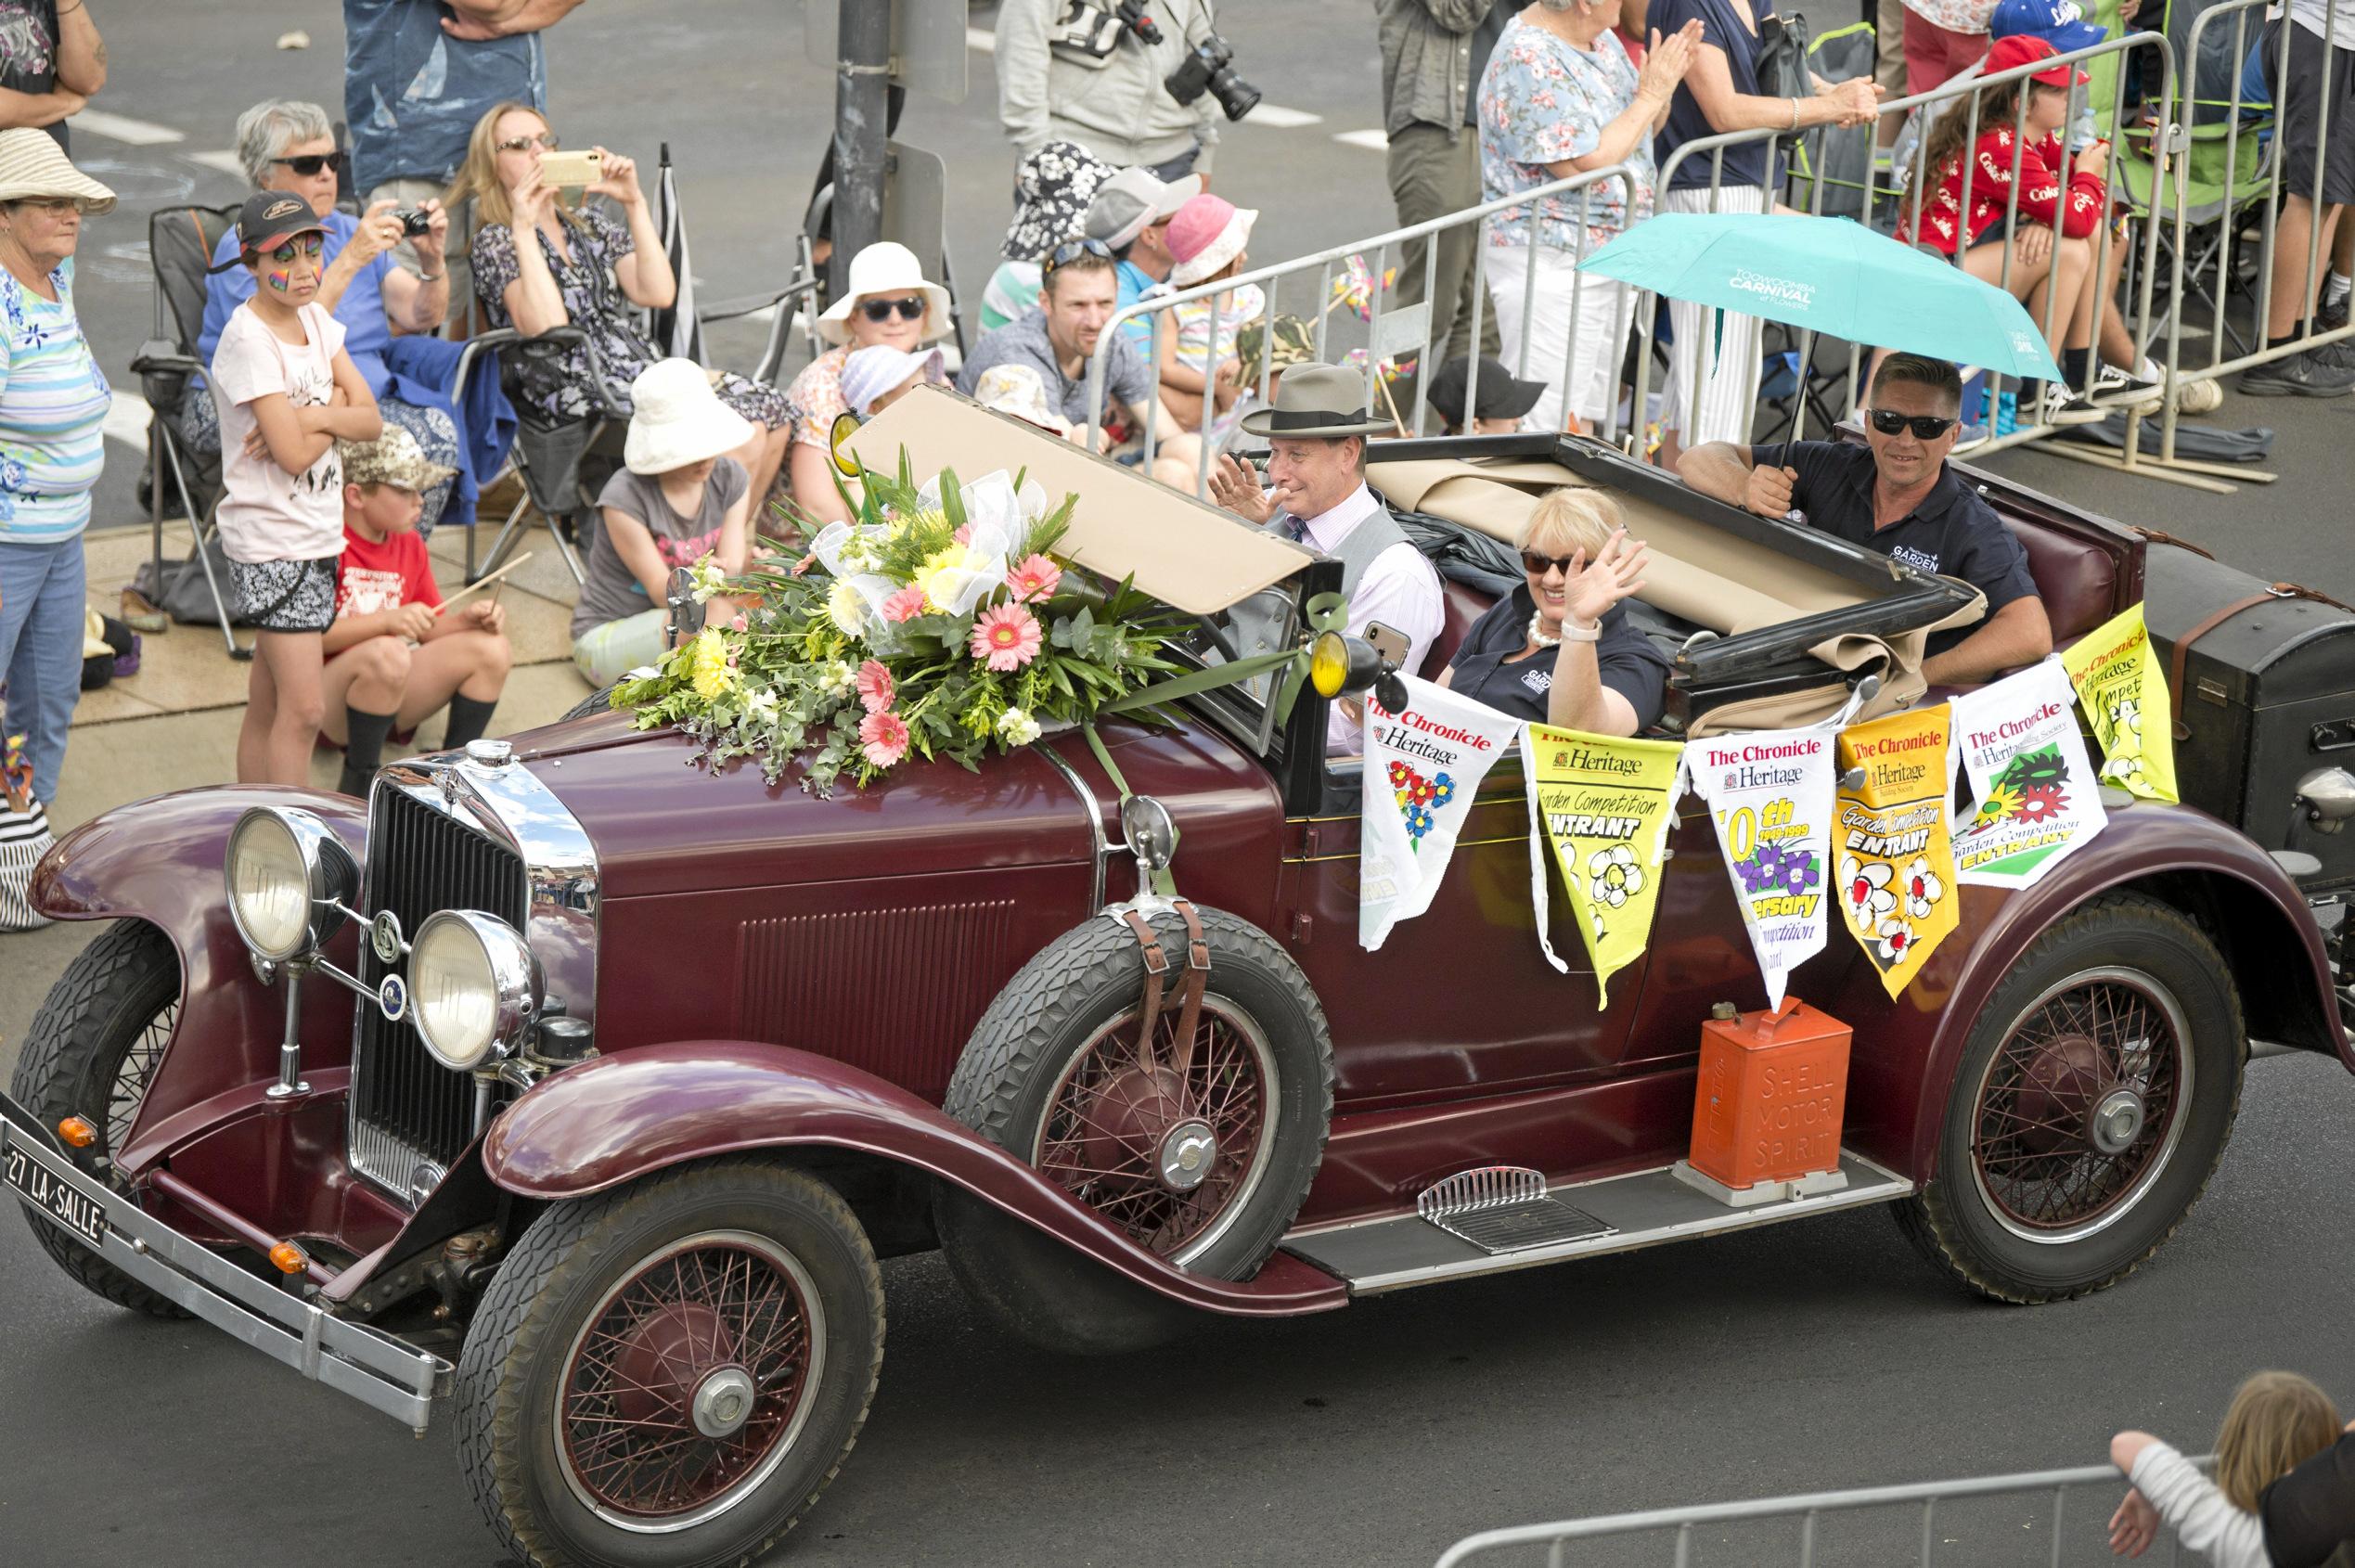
left=1283, top=1150, right=1912, bottom=1295
left=1428, top=1197, right=1616, bottom=1255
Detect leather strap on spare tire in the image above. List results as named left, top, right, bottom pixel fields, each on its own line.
left=2168, top=582, right=2355, bottom=739
left=1118, top=900, right=1212, bottom=1076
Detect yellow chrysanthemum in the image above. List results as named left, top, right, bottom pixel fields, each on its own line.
left=688, top=629, right=735, bottom=701
left=914, top=544, right=972, bottom=612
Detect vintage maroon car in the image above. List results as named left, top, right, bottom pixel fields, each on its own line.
left=7, top=410, right=2350, bottom=1568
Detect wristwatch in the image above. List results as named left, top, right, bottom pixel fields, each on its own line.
left=1561, top=618, right=1602, bottom=644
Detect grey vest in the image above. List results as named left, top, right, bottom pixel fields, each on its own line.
left=1227, top=492, right=1416, bottom=673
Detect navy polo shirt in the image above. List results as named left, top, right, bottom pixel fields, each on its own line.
left=1444, top=585, right=1672, bottom=729
left=1779, top=440, right=2039, bottom=658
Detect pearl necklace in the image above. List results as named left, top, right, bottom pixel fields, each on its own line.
left=1526, top=611, right=1561, bottom=650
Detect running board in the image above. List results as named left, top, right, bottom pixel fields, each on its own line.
left=1281, top=1151, right=1913, bottom=1295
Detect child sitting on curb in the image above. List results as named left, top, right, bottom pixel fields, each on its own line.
left=209, top=191, right=382, bottom=785
left=321, top=427, right=511, bottom=797
left=573, top=358, right=756, bottom=688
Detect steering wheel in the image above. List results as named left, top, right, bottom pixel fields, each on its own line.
left=1192, top=613, right=1242, bottom=665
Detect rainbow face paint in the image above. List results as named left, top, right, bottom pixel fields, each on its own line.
left=265, top=268, right=292, bottom=293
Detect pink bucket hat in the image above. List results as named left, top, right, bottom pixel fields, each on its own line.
left=1165, top=193, right=1258, bottom=288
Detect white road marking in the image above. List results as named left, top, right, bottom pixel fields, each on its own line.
left=1332, top=129, right=1390, bottom=152
left=68, top=109, right=186, bottom=147
left=104, top=389, right=151, bottom=450
left=187, top=149, right=246, bottom=177
left=1243, top=105, right=1322, bottom=129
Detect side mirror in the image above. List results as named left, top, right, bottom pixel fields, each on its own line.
left=829, top=409, right=865, bottom=479
left=666, top=565, right=699, bottom=649
left=2296, top=767, right=2355, bottom=834
left=1120, top=794, right=1178, bottom=877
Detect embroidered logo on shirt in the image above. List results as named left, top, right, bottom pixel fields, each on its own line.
left=1521, top=668, right=1553, bottom=696
left=1889, top=544, right=1941, bottom=573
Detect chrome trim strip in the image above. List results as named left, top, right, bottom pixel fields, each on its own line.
left=1036, top=739, right=1111, bottom=910
left=0, top=1094, right=449, bottom=1433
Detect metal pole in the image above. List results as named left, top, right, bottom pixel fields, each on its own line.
left=830, top=0, right=891, bottom=298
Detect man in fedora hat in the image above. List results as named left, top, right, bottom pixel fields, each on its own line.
left=1209, top=362, right=1444, bottom=746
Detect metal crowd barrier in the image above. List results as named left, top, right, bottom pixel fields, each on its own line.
left=1080, top=164, right=1639, bottom=494
left=1433, top=1458, right=2213, bottom=1568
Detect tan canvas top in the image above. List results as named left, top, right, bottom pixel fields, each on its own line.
left=848, top=386, right=1312, bottom=616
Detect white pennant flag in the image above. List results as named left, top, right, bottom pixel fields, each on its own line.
left=1359, top=674, right=1522, bottom=950
left=1950, top=657, right=2109, bottom=890
left=1681, top=725, right=1837, bottom=1009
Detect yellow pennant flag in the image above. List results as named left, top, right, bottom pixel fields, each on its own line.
left=1835, top=705, right=1961, bottom=998
left=2059, top=604, right=2178, bottom=803
left=1523, top=723, right=1684, bottom=1005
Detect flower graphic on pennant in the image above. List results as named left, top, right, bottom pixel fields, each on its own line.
left=1430, top=774, right=1457, bottom=808
left=1873, top=918, right=1915, bottom=965
left=1975, top=782, right=2023, bottom=826
left=1841, top=856, right=1894, bottom=932
left=1587, top=843, right=1643, bottom=908
left=1387, top=761, right=1413, bottom=790
left=2016, top=781, right=2066, bottom=823
left=2101, top=755, right=2143, bottom=784
left=1900, top=857, right=1942, bottom=919
left=1405, top=804, right=1435, bottom=843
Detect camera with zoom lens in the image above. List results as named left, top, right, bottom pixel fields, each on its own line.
left=1164, top=32, right=1258, bottom=122
left=394, top=208, right=433, bottom=238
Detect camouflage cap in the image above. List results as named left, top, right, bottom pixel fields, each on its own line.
left=338, top=425, right=456, bottom=494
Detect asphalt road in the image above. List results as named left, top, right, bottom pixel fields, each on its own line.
left=6, top=5, right=2355, bottom=1566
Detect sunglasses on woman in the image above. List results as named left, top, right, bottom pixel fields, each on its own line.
left=269, top=152, right=345, bottom=177
left=859, top=295, right=927, bottom=323
left=497, top=132, right=560, bottom=154
left=1520, top=549, right=1586, bottom=576
left=262, top=233, right=326, bottom=264
left=1039, top=238, right=1113, bottom=277
left=1866, top=408, right=1960, bottom=440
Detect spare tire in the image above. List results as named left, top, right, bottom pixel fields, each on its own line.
left=942, top=904, right=1334, bottom=1282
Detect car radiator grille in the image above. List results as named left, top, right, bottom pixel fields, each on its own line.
left=351, top=784, right=527, bottom=1202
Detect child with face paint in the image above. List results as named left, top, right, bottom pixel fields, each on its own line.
left=207, top=190, right=382, bottom=787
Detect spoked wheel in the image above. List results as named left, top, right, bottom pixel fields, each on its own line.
left=1032, top=997, right=1276, bottom=1266
left=1900, top=893, right=2243, bottom=1304
left=457, top=1159, right=882, bottom=1568
left=9, top=920, right=189, bottom=1317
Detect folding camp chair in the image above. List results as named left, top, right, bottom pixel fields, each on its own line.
left=460, top=327, right=621, bottom=588
left=128, top=202, right=247, bottom=659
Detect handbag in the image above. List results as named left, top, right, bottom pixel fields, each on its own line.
left=130, top=531, right=249, bottom=627
left=1, top=735, right=52, bottom=931
left=1755, top=11, right=1815, bottom=149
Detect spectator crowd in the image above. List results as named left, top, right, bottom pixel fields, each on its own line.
left=3, top=0, right=2355, bottom=930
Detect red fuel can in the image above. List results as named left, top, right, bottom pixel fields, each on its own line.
left=1687, top=996, right=1852, bottom=1192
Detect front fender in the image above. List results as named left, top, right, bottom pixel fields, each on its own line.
left=481, top=1041, right=1349, bottom=1319
left=1905, top=803, right=2345, bottom=1176
left=32, top=786, right=368, bottom=1142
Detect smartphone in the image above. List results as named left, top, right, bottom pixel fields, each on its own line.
left=1366, top=621, right=1410, bottom=668
left=537, top=149, right=603, bottom=189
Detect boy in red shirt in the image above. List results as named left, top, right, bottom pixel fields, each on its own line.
left=321, top=428, right=512, bottom=797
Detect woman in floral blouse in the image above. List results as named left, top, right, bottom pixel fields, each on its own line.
left=448, top=104, right=798, bottom=505
left=1476, top=0, right=1700, bottom=434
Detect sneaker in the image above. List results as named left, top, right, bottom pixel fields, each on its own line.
left=2173, top=375, right=2224, bottom=414
left=2310, top=336, right=2355, bottom=373
left=2035, top=380, right=2107, bottom=426
left=2091, top=364, right=2165, bottom=414
left=2319, top=294, right=2350, bottom=335
left=2238, top=350, right=2355, bottom=397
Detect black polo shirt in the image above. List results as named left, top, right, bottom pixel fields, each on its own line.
left=1444, top=585, right=1672, bottom=729
left=1779, top=440, right=2040, bottom=657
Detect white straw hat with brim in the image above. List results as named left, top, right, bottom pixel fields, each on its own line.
left=1237, top=361, right=1395, bottom=439
left=1166, top=196, right=1257, bottom=288
left=815, top=240, right=953, bottom=345
left=1084, top=166, right=1202, bottom=251
left=0, top=127, right=115, bottom=214
left=971, top=363, right=1074, bottom=435
left=624, top=358, right=758, bottom=475
left=840, top=343, right=946, bottom=415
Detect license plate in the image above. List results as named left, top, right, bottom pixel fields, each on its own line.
left=2, top=1126, right=108, bottom=1250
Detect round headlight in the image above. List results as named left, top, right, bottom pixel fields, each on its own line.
left=225, top=808, right=354, bottom=963
left=409, top=910, right=539, bottom=1071
left=1309, top=630, right=1350, bottom=699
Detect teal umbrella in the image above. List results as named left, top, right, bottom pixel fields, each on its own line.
left=1580, top=212, right=2065, bottom=384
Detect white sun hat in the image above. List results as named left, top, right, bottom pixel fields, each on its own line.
left=840, top=343, right=946, bottom=415
left=623, top=358, right=758, bottom=475
left=971, top=363, right=1074, bottom=435
left=0, top=127, right=115, bottom=213
left=814, top=240, right=953, bottom=345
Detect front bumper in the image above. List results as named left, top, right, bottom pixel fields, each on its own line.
left=0, top=1092, right=449, bottom=1434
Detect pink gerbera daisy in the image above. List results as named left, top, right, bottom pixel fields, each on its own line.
left=1006, top=553, right=1062, bottom=603
left=858, top=710, right=910, bottom=768
left=789, top=553, right=816, bottom=577
left=855, top=659, right=894, bottom=714
left=952, top=523, right=974, bottom=546
left=969, top=601, right=1043, bottom=672
left=881, top=585, right=927, bottom=623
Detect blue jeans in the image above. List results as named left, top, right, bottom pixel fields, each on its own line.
left=0, top=535, right=86, bottom=804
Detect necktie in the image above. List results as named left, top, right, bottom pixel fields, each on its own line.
left=1280, top=513, right=1307, bottom=545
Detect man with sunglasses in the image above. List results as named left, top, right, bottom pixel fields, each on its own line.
left=1677, top=353, right=2052, bottom=688
left=954, top=239, right=1172, bottom=453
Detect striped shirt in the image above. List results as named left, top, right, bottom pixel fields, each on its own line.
left=0, top=256, right=109, bottom=545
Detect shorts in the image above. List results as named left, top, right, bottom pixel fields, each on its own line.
left=1901, top=9, right=1988, bottom=97
left=2265, top=20, right=2355, bottom=207
left=228, top=555, right=339, bottom=633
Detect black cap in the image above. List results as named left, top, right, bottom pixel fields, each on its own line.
left=1423, top=356, right=1547, bottom=428
left=205, top=191, right=328, bottom=275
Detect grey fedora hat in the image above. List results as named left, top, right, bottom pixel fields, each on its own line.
left=1238, top=361, right=1396, bottom=439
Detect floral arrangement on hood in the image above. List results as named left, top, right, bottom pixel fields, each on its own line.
left=611, top=452, right=1183, bottom=794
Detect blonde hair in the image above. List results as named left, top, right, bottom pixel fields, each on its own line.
left=2214, top=1371, right=2341, bottom=1513
left=1521, top=487, right=1622, bottom=562
left=443, top=100, right=544, bottom=232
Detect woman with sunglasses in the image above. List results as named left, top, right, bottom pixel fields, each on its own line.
left=1435, top=487, right=1669, bottom=737
left=785, top=240, right=953, bottom=526
left=0, top=128, right=116, bottom=824
left=193, top=100, right=468, bottom=534
left=445, top=103, right=799, bottom=507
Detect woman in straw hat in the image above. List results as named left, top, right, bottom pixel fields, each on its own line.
left=784, top=240, right=953, bottom=528
left=572, top=359, right=760, bottom=687
left=0, top=126, right=116, bottom=816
